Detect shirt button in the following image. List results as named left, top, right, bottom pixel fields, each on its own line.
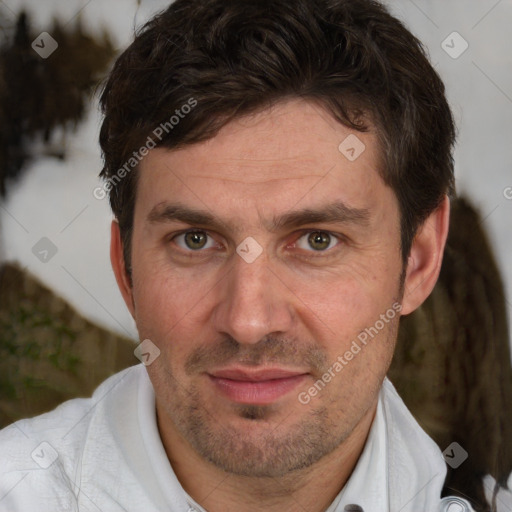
left=439, top=497, right=471, bottom=511
left=344, top=506, right=364, bottom=512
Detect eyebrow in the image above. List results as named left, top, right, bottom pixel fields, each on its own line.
left=147, top=201, right=370, bottom=233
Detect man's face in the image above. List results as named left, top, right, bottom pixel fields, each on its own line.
left=127, top=99, right=404, bottom=477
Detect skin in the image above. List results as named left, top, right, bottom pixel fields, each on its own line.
left=111, top=98, right=450, bottom=512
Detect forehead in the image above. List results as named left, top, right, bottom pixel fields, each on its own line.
left=135, top=99, right=392, bottom=224
left=167, top=99, right=380, bottom=177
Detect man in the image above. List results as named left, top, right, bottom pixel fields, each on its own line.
left=0, top=0, right=477, bottom=510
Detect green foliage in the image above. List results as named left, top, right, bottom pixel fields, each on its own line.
left=0, top=301, right=81, bottom=399
left=0, top=263, right=137, bottom=428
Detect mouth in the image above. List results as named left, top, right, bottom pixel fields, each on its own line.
left=207, top=367, right=309, bottom=405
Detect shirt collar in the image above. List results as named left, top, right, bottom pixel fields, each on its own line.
left=326, top=380, right=389, bottom=512
left=327, top=376, right=450, bottom=512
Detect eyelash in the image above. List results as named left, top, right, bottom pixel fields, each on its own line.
left=170, top=229, right=345, bottom=256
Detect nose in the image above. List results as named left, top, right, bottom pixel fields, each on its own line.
left=211, top=249, right=295, bottom=345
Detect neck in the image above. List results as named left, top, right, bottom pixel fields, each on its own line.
left=157, top=401, right=378, bottom=512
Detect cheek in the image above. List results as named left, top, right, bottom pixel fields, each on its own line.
left=318, top=312, right=399, bottom=406
left=294, top=263, right=399, bottom=335
left=130, top=259, right=220, bottom=364
left=130, top=265, right=192, bottom=341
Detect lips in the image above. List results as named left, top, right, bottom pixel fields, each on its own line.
left=208, top=367, right=308, bottom=405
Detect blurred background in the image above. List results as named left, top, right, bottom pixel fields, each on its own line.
left=0, top=1, right=511, bottom=509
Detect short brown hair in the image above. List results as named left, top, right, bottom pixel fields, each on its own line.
left=99, top=0, right=456, bottom=277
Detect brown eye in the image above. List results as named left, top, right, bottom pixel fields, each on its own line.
left=184, top=231, right=207, bottom=250
left=174, top=230, right=214, bottom=251
left=307, top=231, right=332, bottom=251
left=294, top=230, right=341, bottom=254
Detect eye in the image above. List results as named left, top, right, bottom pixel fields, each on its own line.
left=173, top=230, right=217, bottom=251
left=295, top=231, right=341, bottom=252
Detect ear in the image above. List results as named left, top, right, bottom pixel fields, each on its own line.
left=400, top=195, right=450, bottom=316
left=110, top=220, right=135, bottom=319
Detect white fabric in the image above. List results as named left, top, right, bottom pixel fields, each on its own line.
left=0, top=365, right=477, bottom=511
left=326, top=395, right=388, bottom=511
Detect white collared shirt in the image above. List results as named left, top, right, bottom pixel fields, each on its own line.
left=0, top=365, right=477, bottom=511
left=326, top=391, right=388, bottom=511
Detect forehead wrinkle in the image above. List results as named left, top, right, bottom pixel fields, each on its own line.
left=182, top=159, right=326, bottom=183
left=185, top=174, right=326, bottom=185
